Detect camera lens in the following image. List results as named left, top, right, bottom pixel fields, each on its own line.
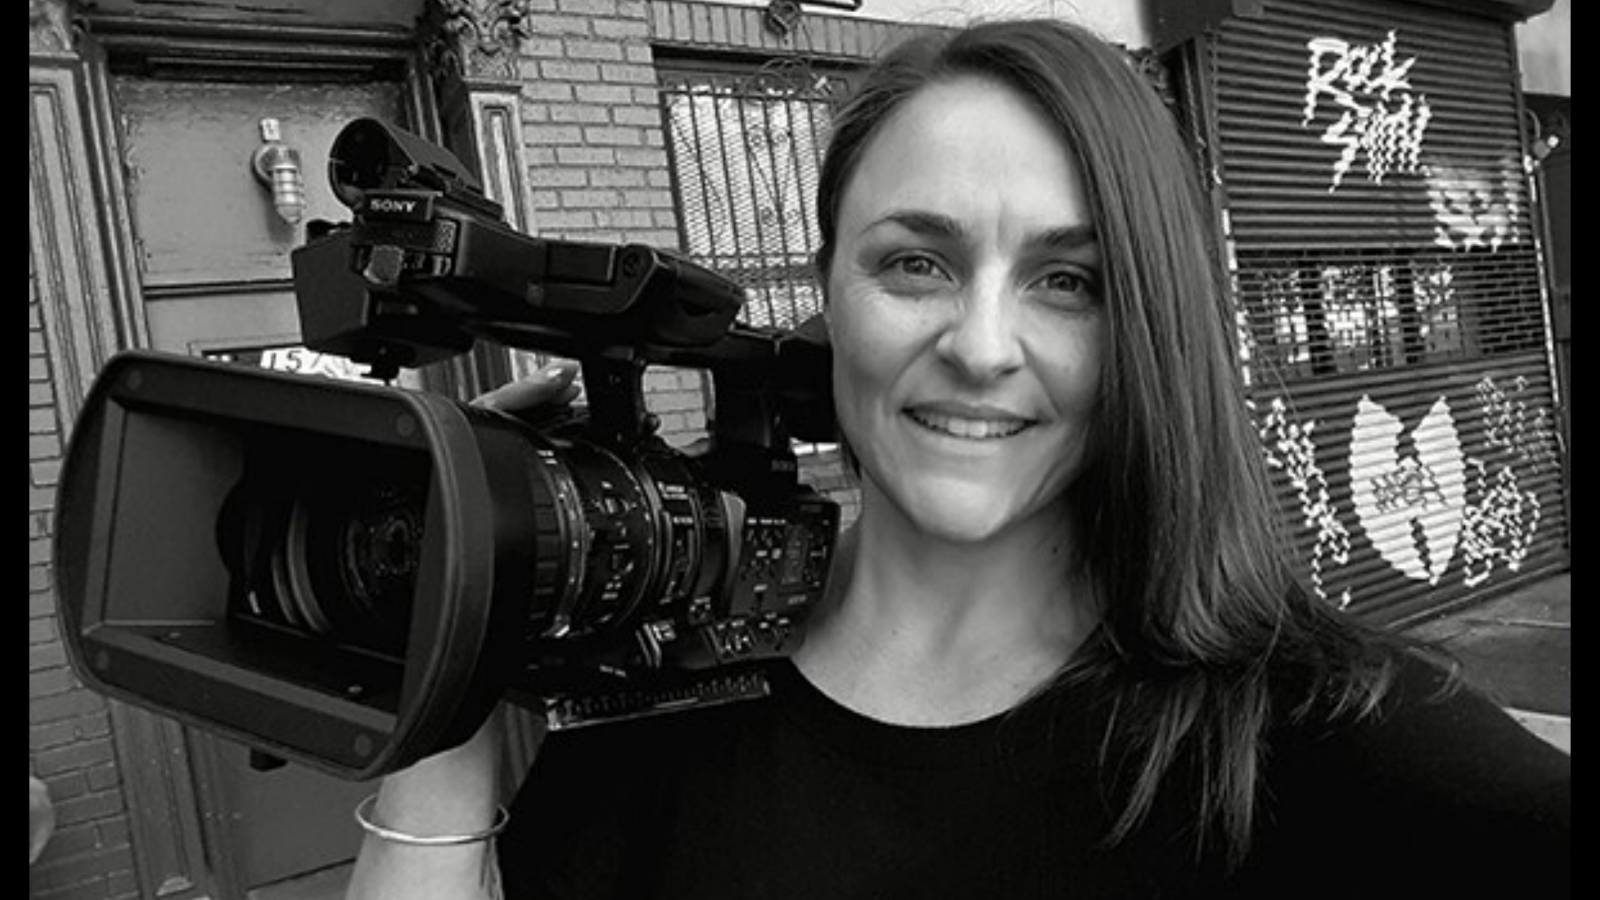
left=330, top=484, right=423, bottom=633
left=221, top=448, right=425, bottom=658
left=288, top=467, right=425, bottom=655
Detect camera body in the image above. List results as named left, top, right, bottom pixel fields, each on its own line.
left=52, top=119, right=840, bottom=779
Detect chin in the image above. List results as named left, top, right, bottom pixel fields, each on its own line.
left=862, top=468, right=1074, bottom=547
left=895, top=493, right=1040, bottom=546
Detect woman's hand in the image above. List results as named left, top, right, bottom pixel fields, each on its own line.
left=470, top=361, right=581, bottom=418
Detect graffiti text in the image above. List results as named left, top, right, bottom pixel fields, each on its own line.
left=1303, top=30, right=1432, bottom=191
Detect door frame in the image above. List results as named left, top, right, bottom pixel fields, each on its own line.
left=74, top=14, right=443, bottom=898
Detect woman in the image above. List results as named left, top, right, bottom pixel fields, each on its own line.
left=348, top=18, right=1569, bottom=899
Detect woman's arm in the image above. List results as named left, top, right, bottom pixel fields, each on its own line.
left=344, top=713, right=508, bottom=900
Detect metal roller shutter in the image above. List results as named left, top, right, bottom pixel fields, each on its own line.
left=1209, top=0, right=1568, bottom=625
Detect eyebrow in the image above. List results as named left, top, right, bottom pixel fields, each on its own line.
left=868, top=210, right=1099, bottom=253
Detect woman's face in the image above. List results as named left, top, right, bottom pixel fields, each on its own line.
left=826, top=75, right=1106, bottom=545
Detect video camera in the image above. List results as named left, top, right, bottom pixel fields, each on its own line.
left=53, top=118, right=840, bottom=780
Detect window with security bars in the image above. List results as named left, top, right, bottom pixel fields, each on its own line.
left=1234, top=246, right=1547, bottom=388
left=659, top=58, right=855, bottom=331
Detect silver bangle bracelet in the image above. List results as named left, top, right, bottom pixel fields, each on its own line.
left=353, top=793, right=510, bottom=847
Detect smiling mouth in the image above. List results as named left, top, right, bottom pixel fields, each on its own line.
left=905, top=409, right=1035, bottom=439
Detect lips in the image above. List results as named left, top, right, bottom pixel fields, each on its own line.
left=905, top=406, right=1035, bottom=439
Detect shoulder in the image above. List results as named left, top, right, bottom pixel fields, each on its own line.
left=1266, top=646, right=1569, bottom=798
left=1275, top=648, right=1566, bottom=776
left=1244, top=648, right=1570, bottom=897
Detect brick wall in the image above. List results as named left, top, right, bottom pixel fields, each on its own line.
left=643, top=365, right=712, bottom=442
left=29, top=262, right=139, bottom=899
left=518, top=0, right=680, bottom=247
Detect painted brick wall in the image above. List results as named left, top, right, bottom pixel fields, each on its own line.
left=29, top=262, right=139, bottom=900
left=643, top=365, right=712, bottom=441
left=518, top=0, right=680, bottom=247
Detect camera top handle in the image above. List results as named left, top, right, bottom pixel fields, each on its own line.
left=293, top=117, right=833, bottom=452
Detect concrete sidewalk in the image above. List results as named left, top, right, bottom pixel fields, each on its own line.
left=1405, top=571, right=1571, bottom=753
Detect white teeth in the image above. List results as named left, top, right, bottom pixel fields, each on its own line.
left=908, top=410, right=1031, bottom=439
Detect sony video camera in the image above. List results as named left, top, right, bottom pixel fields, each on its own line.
left=52, top=118, right=840, bottom=780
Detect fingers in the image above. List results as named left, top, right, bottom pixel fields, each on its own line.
left=470, top=362, right=580, bottom=414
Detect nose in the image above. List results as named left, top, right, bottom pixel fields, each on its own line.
left=934, top=277, right=1025, bottom=382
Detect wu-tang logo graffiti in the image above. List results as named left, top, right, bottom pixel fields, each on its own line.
left=1349, top=396, right=1466, bottom=584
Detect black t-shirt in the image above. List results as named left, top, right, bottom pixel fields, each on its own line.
left=498, top=652, right=1569, bottom=899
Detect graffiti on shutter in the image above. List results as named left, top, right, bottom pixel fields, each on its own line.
left=1301, top=29, right=1432, bottom=191
left=1255, top=360, right=1563, bottom=621
left=1215, top=0, right=1567, bottom=623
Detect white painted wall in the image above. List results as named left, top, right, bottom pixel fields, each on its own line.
left=1515, top=0, right=1569, bottom=96
left=720, top=0, right=1154, bottom=49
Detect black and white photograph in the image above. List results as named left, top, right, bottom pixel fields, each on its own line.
left=29, top=1, right=1568, bottom=897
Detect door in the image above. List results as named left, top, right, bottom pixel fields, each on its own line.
left=110, top=71, right=420, bottom=893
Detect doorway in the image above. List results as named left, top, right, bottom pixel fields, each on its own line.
left=106, top=51, right=427, bottom=896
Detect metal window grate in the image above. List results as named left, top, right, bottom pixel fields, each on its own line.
left=1235, top=247, right=1547, bottom=389
left=659, top=58, right=854, bottom=330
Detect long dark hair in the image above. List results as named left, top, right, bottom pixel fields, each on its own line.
left=815, top=18, right=1426, bottom=869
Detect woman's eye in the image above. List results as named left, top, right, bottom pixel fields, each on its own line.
left=1034, top=268, right=1101, bottom=307
left=890, top=254, right=944, bottom=278
left=879, top=253, right=951, bottom=291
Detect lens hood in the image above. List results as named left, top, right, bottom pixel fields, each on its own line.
left=53, top=351, right=534, bottom=779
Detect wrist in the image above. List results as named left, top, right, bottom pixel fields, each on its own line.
left=356, top=792, right=509, bottom=846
